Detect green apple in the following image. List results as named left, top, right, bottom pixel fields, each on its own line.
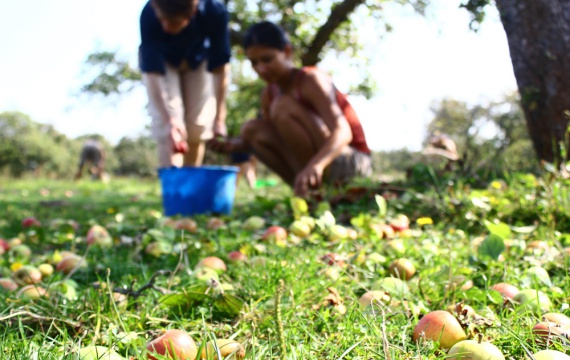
left=388, top=258, right=416, bottom=280
left=447, top=339, right=505, bottom=359
left=514, top=289, right=551, bottom=314
left=289, top=220, right=311, bottom=238
left=532, top=350, right=570, bottom=360
left=242, top=216, right=265, bottom=231
left=76, top=345, right=126, bottom=360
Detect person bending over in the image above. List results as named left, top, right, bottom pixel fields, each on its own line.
left=209, top=21, right=372, bottom=196
left=139, top=0, right=231, bottom=168
left=75, top=139, right=106, bottom=180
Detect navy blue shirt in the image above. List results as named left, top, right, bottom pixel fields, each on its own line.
left=139, top=0, right=231, bottom=74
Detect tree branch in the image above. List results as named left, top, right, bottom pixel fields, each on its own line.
left=301, top=0, right=366, bottom=66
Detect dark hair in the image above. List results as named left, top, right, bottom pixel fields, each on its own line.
left=151, top=0, right=195, bottom=18
left=243, top=21, right=290, bottom=51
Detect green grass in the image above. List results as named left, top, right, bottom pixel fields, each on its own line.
left=0, top=173, right=569, bottom=359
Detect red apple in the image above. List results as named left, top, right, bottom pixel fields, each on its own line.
left=12, top=265, right=42, bottom=285
left=262, top=226, right=288, bottom=243
left=0, top=238, right=9, bottom=252
left=532, top=321, right=570, bottom=344
left=146, top=329, right=197, bottom=360
left=321, top=253, right=345, bottom=267
left=22, top=216, right=41, bottom=228
left=173, top=140, right=189, bottom=154
left=491, top=283, right=520, bottom=300
left=195, top=256, right=227, bottom=273
left=412, top=310, right=467, bottom=349
left=206, top=217, right=226, bottom=231
left=227, top=250, right=247, bottom=263
left=86, top=224, right=113, bottom=248
left=56, top=254, right=87, bottom=274
left=175, top=218, right=198, bottom=233
left=0, top=278, right=18, bottom=291
left=389, top=214, right=410, bottom=232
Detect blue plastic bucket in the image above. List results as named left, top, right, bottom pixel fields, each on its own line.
left=158, top=166, right=239, bottom=216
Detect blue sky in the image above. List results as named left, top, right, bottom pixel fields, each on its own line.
left=0, top=1, right=516, bottom=152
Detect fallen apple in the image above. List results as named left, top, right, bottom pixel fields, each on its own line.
left=387, top=258, right=416, bottom=280
left=532, top=350, right=570, bottom=360
left=328, top=224, right=349, bottom=241
left=22, top=216, right=41, bottom=228
left=447, top=338, right=505, bottom=360
left=321, top=253, right=345, bottom=267
left=412, top=310, right=467, bottom=349
left=86, top=224, right=113, bottom=248
left=8, top=244, right=32, bottom=260
left=389, top=214, right=410, bottom=232
left=77, top=345, right=126, bottom=360
left=532, top=321, right=570, bottom=344
left=384, top=239, right=406, bottom=257
left=175, top=218, right=198, bottom=233
left=262, top=226, right=288, bottom=245
left=543, top=312, right=570, bottom=326
left=371, top=223, right=395, bottom=239
left=0, top=238, right=9, bottom=252
left=17, top=284, right=48, bottom=299
left=146, top=329, right=198, bottom=360
left=195, top=256, right=227, bottom=273
left=289, top=220, right=311, bottom=238
left=514, top=289, right=551, bottom=314
left=490, top=282, right=520, bottom=300
left=145, top=241, right=173, bottom=257
left=227, top=250, right=247, bottom=263
left=38, top=263, right=54, bottom=278
left=0, top=277, right=18, bottom=291
left=242, top=216, right=266, bottom=231
left=56, top=253, right=88, bottom=274
left=12, top=265, right=42, bottom=285
left=199, top=339, right=245, bottom=359
left=358, top=290, right=390, bottom=308
left=206, top=217, right=226, bottom=231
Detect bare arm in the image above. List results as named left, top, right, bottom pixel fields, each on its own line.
left=296, top=72, right=352, bottom=190
left=211, top=63, right=230, bottom=137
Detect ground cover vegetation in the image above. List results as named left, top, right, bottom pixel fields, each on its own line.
left=0, top=160, right=569, bottom=359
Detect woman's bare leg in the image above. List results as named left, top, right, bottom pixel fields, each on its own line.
left=269, top=95, right=330, bottom=167
left=241, top=119, right=297, bottom=185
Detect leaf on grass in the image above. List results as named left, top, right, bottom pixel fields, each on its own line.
left=471, top=197, right=491, bottom=211
left=375, top=194, right=387, bottom=218
left=312, top=287, right=347, bottom=314
left=478, top=234, right=505, bottom=261
left=510, top=225, right=537, bottom=234
left=159, top=285, right=209, bottom=307
left=483, top=220, right=512, bottom=240
left=213, top=293, right=244, bottom=316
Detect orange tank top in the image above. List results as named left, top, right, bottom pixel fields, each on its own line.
left=268, top=67, right=371, bottom=155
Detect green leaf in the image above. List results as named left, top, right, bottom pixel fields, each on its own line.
left=375, top=194, right=387, bottom=218
left=483, top=220, right=512, bottom=239
left=510, top=225, right=537, bottom=234
left=213, top=293, right=244, bottom=316
left=478, top=234, right=505, bottom=261
left=350, top=213, right=372, bottom=230
left=159, top=285, right=210, bottom=307
left=471, top=197, right=491, bottom=211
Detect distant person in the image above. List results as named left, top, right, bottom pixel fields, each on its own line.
left=139, top=0, right=231, bottom=169
left=209, top=21, right=372, bottom=197
left=75, top=139, right=106, bottom=180
left=231, top=152, right=257, bottom=189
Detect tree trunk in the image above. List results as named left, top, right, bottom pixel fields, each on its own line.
left=495, top=0, right=570, bottom=164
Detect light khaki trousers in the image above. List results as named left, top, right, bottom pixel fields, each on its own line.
left=144, top=61, right=217, bottom=168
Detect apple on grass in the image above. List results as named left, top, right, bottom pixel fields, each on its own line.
left=146, top=329, right=198, bottom=360
left=289, top=220, right=311, bottom=238
left=227, top=250, right=247, bottom=263
left=17, top=284, right=48, bottom=299
left=490, top=282, right=520, bottom=300
left=199, top=339, right=245, bottom=359
left=86, top=224, right=113, bottom=248
left=412, top=310, right=467, bottom=349
left=387, top=258, right=416, bottom=280
left=0, top=278, right=18, bottom=291
left=532, top=350, right=570, bottom=360
left=262, top=226, right=288, bottom=246
left=77, top=345, right=126, bottom=360
left=22, top=216, right=41, bottom=228
left=447, top=338, right=505, bottom=360
left=195, top=256, right=227, bottom=273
